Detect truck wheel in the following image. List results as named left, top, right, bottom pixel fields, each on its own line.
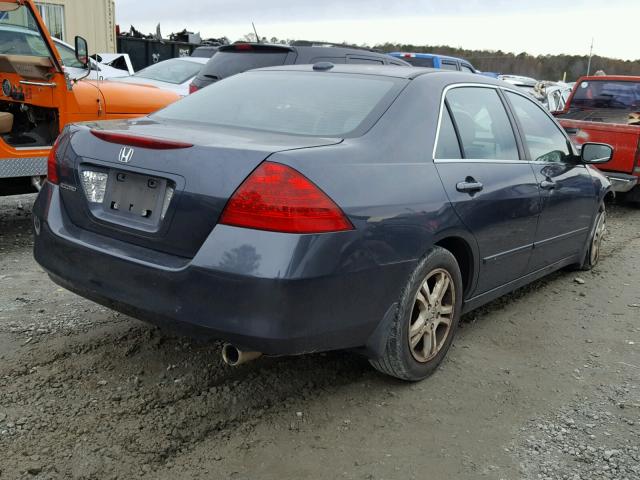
left=620, top=185, right=640, bottom=207
left=579, top=203, right=606, bottom=271
left=370, top=246, right=463, bottom=381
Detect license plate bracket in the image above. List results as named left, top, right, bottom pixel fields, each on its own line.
left=103, top=169, right=168, bottom=227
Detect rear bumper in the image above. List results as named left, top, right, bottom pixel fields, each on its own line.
left=33, top=184, right=412, bottom=356
left=604, top=172, right=638, bottom=193
left=0, top=156, right=47, bottom=179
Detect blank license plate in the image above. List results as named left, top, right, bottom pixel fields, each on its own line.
left=105, top=170, right=167, bottom=222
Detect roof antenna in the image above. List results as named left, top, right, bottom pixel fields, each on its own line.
left=252, top=22, right=261, bottom=43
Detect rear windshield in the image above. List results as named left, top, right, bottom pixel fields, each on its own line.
left=405, top=57, right=435, bottom=68
left=153, top=71, right=406, bottom=137
left=571, top=80, right=640, bottom=110
left=134, top=59, right=203, bottom=84
left=191, top=47, right=217, bottom=58
left=198, top=50, right=289, bottom=80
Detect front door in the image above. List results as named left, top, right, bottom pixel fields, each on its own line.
left=434, top=86, right=541, bottom=295
left=504, top=91, right=597, bottom=271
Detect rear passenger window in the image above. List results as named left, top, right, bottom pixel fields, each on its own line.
left=505, top=92, right=571, bottom=163
left=447, top=87, right=519, bottom=160
left=441, top=62, right=458, bottom=71
left=435, top=107, right=462, bottom=159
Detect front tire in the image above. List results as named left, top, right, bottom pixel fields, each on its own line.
left=370, top=246, right=463, bottom=381
left=579, top=203, right=606, bottom=271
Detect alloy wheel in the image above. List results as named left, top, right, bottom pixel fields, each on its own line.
left=408, top=268, right=456, bottom=363
left=590, top=210, right=606, bottom=265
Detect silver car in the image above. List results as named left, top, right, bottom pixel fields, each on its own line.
left=111, top=57, right=209, bottom=96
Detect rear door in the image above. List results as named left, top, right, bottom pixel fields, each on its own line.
left=434, top=86, right=541, bottom=295
left=504, top=90, right=597, bottom=270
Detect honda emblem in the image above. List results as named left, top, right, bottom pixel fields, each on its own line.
left=118, top=146, right=135, bottom=163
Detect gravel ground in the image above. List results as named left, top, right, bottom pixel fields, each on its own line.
left=0, top=193, right=638, bottom=480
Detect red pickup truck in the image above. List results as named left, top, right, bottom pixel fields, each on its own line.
left=555, top=75, right=640, bottom=204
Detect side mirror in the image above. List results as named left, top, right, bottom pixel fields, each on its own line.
left=75, top=36, right=89, bottom=68
left=581, top=142, right=613, bottom=164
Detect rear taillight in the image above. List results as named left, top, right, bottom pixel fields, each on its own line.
left=90, top=130, right=193, bottom=149
left=47, top=135, right=62, bottom=185
left=189, top=83, right=199, bottom=94
left=220, top=161, right=353, bottom=234
left=234, top=43, right=253, bottom=51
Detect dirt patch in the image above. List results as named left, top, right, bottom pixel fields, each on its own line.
left=1, top=194, right=639, bottom=479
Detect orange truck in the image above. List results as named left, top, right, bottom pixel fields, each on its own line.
left=0, top=0, right=179, bottom=195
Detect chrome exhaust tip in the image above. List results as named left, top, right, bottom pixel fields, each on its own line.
left=221, top=343, right=262, bottom=367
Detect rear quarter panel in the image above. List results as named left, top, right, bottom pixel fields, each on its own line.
left=269, top=75, right=480, bottom=293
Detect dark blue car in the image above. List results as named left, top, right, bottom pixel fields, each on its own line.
left=33, top=65, right=612, bottom=381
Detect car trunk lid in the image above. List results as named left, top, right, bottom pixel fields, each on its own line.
left=57, top=119, right=342, bottom=258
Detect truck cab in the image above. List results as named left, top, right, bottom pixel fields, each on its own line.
left=556, top=75, right=640, bottom=202
left=0, top=0, right=179, bottom=195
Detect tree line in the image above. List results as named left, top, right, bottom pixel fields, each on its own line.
left=374, top=43, right=639, bottom=81
left=238, top=34, right=639, bottom=82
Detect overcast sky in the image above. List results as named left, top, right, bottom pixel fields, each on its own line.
left=115, top=0, right=639, bottom=61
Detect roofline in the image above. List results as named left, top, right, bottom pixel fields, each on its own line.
left=246, top=65, right=493, bottom=83
left=224, top=41, right=396, bottom=56
left=388, top=51, right=471, bottom=62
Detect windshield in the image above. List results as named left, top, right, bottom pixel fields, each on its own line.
left=571, top=80, right=640, bottom=110
left=154, top=71, right=405, bottom=137
left=0, top=5, right=51, bottom=58
left=199, top=50, right=289, bottom=80
left=135, top=58, right=204, bottom=84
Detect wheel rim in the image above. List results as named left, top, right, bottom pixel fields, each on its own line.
left=408, top=268, right=456, bottom=363
left=590, top=210, right=606, bottom=265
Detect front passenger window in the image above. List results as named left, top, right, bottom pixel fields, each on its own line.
left=506, top=92, right=571, bottom=163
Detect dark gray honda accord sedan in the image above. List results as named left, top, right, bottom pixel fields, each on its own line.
left=33, top=64, right=613, bottom=381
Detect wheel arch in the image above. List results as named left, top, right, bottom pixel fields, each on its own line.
left=603, top=188, right=615, bottom=203
left=433, top=234, right=477, bottom=298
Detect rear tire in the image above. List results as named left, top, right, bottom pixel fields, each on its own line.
left=370, top=246, right=463, bottom=381
left=578, top=203, right=606, bottom=271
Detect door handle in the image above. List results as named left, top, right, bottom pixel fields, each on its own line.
left=456, top=179, right=484, bottom=194
left=540, top=180, right=556, bottom=190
